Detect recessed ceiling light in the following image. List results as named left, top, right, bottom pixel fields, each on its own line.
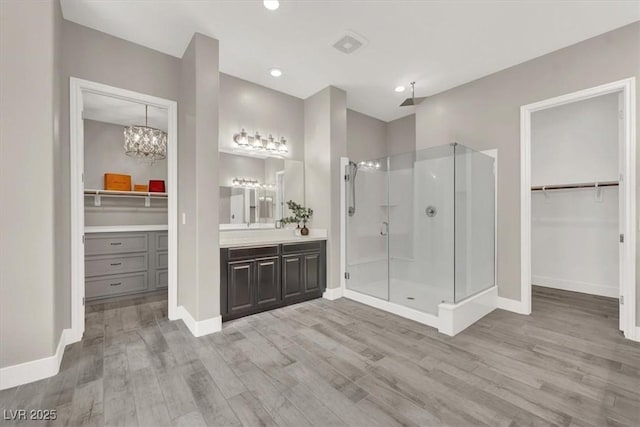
left=395, top=86, right=406, bottom=93
left=263, top=0, right=279, bottom=11
left=270, top=68, right=282, bottom=77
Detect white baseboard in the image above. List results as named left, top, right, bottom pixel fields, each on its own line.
left=497, top=296, right=530, bottom=315
left=532, top=275, right=618, bottom=298
left=176, top=306, right=221, bottom=337
left=438, top=286, right=497, bottom=336
left=0, top=328, right=72, bottom=390
left=323, top=287, right=343, bottom=300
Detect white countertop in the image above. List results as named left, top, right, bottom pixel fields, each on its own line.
left=85, top=224, right=168, bottom=233
left=219, top=228, right=327, bottom=248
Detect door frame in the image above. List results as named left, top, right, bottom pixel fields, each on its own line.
left=520, top=77, right=637, bottom=341
left=69, top=77, right=178, bottom=342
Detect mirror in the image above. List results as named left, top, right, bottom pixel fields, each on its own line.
left=219, top=152, right=304, bottom=229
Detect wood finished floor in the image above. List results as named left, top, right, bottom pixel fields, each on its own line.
left=1, top=286, right=639, bottom=426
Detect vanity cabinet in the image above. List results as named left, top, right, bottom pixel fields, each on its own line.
left=221, top=240, right=326, bottom=321
left=85, top=231, right=168, bottom=301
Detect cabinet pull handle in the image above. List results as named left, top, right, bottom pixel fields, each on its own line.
left=110, top=282, right=122, bottom=286
left=110, top=262, right=122, bottom=266
left=110, top=242, right=122, bottom=246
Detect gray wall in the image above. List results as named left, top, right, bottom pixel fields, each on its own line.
left=83, top=119, right=168, bottom=226
left=178, top=33, right=221, bottom=321
left=59, top=20, right=181, bottom=334
left=0, top=0, right=58, bottom=368
left=52, top=0, right=65, bottom=364
left=347, top=109, right=387, bottom=162
left=219, top=73, right=304, bottom=161
left=305, top=86, right=347, bottom=290
left=386, top=114, right=416, bottom=157
left=414, top=21, right=640, bottom=317
left=84, top=119, right=168, bottom=189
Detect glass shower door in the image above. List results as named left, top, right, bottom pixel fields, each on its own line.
left=345, top=158, right=389, bottom=300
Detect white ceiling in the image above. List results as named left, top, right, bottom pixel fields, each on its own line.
left=83, top=92, right=168, bottom=131
left=61, top=1, right=640, bottom=122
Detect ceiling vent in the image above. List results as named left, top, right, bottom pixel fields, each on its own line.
left=332, top=31, right=367, bottom=55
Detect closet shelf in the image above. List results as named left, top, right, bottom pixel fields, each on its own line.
left=531, top=181, right=618, bottom=192
left=84, top=189, right=168, bottom=207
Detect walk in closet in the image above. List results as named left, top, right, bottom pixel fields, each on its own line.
left=83, top=93, right=169, bottom=303
left=531, top=92, right=621, bottom=304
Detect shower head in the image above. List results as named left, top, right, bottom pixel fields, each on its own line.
left=400, top=82, right=426, bottom=107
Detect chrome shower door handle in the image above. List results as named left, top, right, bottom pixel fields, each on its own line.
left=380, top=221, right=389, bottom=236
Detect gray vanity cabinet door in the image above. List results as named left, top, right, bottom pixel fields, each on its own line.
left=303, top=252, right=321, bottom=293
left=255, top=256, right=280, bottom=307
left=282, top=254, right=302, bottom=301
left=228, top=260, right=254, bottom=314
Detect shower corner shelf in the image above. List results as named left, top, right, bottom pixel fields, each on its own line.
left=84, top=189, right=168, bottom=207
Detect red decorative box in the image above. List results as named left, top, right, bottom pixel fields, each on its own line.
left=148, top=180, right=165, bottom=193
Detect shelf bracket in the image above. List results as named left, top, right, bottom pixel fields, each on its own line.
left=94, top=193, right=101, bottom=207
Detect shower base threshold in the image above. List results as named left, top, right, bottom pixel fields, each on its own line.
left=340, top=285, right=497, bottom=336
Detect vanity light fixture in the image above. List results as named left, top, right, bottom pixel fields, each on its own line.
left=358, top=161, right=381, bottom=170
left=232, top=129, right=289, bottom=157
left=124, top=105, right=167, bottom=161
left=232, top=178, right=275, bottom=190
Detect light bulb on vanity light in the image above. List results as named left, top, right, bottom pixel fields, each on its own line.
left=252, top=132, right=264, bottom=150
left=266, top=135, right=277, bottom=151
left=278, top=137, right=288, bottom=153
left=235, top=128, right=249, bottom=146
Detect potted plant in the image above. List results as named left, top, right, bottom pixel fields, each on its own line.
left=281, top=200, right=313, bottom=236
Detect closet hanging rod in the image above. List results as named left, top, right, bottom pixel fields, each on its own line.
left=531, top=181, right=618, bottom=191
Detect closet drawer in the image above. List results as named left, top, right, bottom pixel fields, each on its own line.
left=156, top=251, right=168, bottom=269
left=156, top=270, right=168, bottom=289
left=86, top=272, right=148, bottom=299
left=155, top=233, right=168, bottom=251
left=85, top=254, right=148, bottom=278
left=85, top=233, right=147, bottom=255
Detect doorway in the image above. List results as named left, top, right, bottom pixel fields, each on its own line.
left=70, top=78, right=178, bottom=342
left=520, top=78, right=637, bottom=340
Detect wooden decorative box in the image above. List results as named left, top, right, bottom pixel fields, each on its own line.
left=134, top=184, right=149, bottom=192
left=104, top=173, right=131, bottom=191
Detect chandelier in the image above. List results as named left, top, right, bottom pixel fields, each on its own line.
left=124, top=105, right=167, bottom=161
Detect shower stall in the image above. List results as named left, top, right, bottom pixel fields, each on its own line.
left=343, top=143, right=497, bottom=335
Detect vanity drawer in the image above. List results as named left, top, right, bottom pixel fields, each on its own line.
left=86, top=272, right=148, bottom=299
left=228, top=245, right=279, bottom=260
left=156, top=270, right=168, bottom=289
left=282, top=241, right=323, bottom=254
left=85, top=233, right=148, bottom=255
left=85, top=254, right=148, bottom=278
left=156, top=251, right=168, bottom=269
left=155, top=232, right=168, bottom=251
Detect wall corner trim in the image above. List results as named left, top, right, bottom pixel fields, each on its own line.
left=176, top=306, right=221, bottom=337
left=323, top=287, right=343, bottom=301
left=496, top=296, right=530, bottom=315
left=0, top=328, right=72, bottom=390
